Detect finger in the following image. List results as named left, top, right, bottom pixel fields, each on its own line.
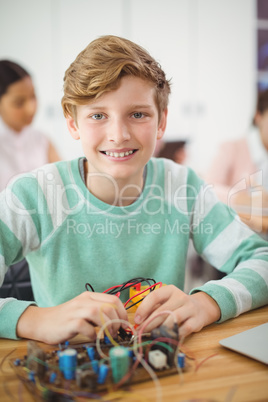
left=178, top=317, right=201, bottom=341
left=137, top=314, right=167, bottom=333
left=74, top=302, right=119, bottom=336
left=135, top=286, right=184, bottom=327
left=138, top=306, right=181, bottom=333
left=87, top=292, right=128, bottom=321
left=134, top=287, right=170, bottom=323
left=161, top=303, right=192, bottom=328
left=96, top=308, right=122, bottom=337
left=75, top=294, right=129, bottom=336
left=142, top=298, right=197, bottom=333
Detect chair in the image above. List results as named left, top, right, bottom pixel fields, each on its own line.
left=0, top=259, right=34, bottom=301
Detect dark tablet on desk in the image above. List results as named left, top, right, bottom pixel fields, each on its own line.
left=219, top=322, right=268, bottom=364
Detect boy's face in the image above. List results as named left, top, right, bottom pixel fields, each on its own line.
left=67, top=75, right=167, bottom=187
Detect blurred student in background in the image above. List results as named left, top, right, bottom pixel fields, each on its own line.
left=0, top=60, right=60, bottom=191
left=154, top=139, right=187, bottom=165
left=204, top=89, right=268, bottom=234
left=0, top=60, right=60, bottom=300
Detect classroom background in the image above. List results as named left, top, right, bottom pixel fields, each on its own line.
left=0, top=0, right=265, bottom=175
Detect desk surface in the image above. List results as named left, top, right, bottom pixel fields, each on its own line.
left=0, top=306, right=267, bottom=402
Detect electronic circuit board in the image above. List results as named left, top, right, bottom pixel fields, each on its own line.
left=10, top=325, right=186, bottom=401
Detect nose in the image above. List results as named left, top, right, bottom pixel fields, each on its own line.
left=108, top=118, right=131, bottom=144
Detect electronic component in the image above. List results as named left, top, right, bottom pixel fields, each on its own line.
left=10, top=324, right=188, bottom=399
left=148, top=349, right=168, bottom=370
left=58, top=348, right=77, bottom=380
left=151, top=324, right=179, bottom=366
left=97, top=363, right=109, bottom=384
left=86, top=346, right=95, bottom=361
left=178, top=352, right=185, bottom=368
left=117, top=326, right=133, bottom=341
left=109, top=346, right=130, bottom=383
left=49, top=372, right=57, bottom=384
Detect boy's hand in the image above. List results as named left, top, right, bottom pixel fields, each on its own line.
left=16, top=291, right=128, bottom=345
left=134, top=285, right=221, bottom=340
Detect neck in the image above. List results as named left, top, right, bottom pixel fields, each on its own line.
left=1, top=117, right=23, bottom=133
left=84, top=161, right=144, bottom=206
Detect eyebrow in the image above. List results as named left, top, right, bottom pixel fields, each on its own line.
left=129, top=104, right=154, bottom=109
left=84, top=104, right=154, bottom=110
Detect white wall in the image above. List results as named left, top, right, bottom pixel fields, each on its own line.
left=0, top=0, right=256, bottom=172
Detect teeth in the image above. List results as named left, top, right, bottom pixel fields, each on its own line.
left=105, top=150, right=134, bottom=158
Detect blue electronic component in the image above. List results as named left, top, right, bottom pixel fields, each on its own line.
left=86, top=346, right=95, bottom=361
left=28, top=371, right=35, bottom=383
left=97, top=364, right=109, bottom=384
left=104, top=334, right=111, bottom=344
left=177, top=352, right=185, bottom=368
left=128, top=349, right=134, bottom=358
left=49, top=372, right=57, bottom=383
left=91, top=359, right=99, bottom=374
left=109, top=346, right=129, bottom=383
left=58, top=349, right=77, bottom=380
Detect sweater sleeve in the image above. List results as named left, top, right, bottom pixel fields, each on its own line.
left=0, top=171, right=53, bottom=339
left=0, top=298, right=36, bottom=339
left=0, top=161, right=72, bottom=339
left=187, top=169, right=268, bottom=322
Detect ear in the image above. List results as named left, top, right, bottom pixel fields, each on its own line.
left=157, top=108, right=168, bottom=140
left=66, top=116, right=80, bottom=140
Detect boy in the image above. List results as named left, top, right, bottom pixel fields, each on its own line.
left=0, top=35, right=267, bottom=344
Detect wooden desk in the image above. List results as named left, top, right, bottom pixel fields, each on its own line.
left=0, top=306, right=267, bottom=402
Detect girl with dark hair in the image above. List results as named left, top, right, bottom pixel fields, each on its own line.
left=0, top=60, right=60, bottom=190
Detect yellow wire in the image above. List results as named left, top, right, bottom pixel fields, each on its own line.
left=35, top=376, right=47, bottom=392
left=96, top=318, right=135, bottom=359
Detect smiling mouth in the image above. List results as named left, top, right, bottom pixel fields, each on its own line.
left=101, top=150, right=137, bottom=158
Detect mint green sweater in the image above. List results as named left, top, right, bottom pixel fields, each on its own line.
left=0, top=157, right=267, bottom=339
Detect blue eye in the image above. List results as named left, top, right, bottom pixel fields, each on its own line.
left=91, top=113, right=104, bottom=120
left=133, top=112, right=144, bottom=119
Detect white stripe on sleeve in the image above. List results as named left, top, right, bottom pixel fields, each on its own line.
left=0, top=190, right=40, bottom=254
left=206, top=277, right=252, bottom=316
left=35, top=164, right=70, bottom=229
left=202, top=217, right=254, bottom=268
left=234, top=258, right=268, bottom=286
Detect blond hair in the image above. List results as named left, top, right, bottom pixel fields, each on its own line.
left=61, top=35, right=171, bottom=120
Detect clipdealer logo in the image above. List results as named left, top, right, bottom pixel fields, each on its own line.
left=3, top=168, right=266, bottom=233
left=3, top=169, right=214, bottom=217
left=66, top=217, right=213, bottom=238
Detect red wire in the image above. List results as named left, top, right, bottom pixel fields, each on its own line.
left=124, top=282, right=162, bottom=308
left=103, top=282, right=137, bottom=293
left=195, top=353, right=218, bottom=372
